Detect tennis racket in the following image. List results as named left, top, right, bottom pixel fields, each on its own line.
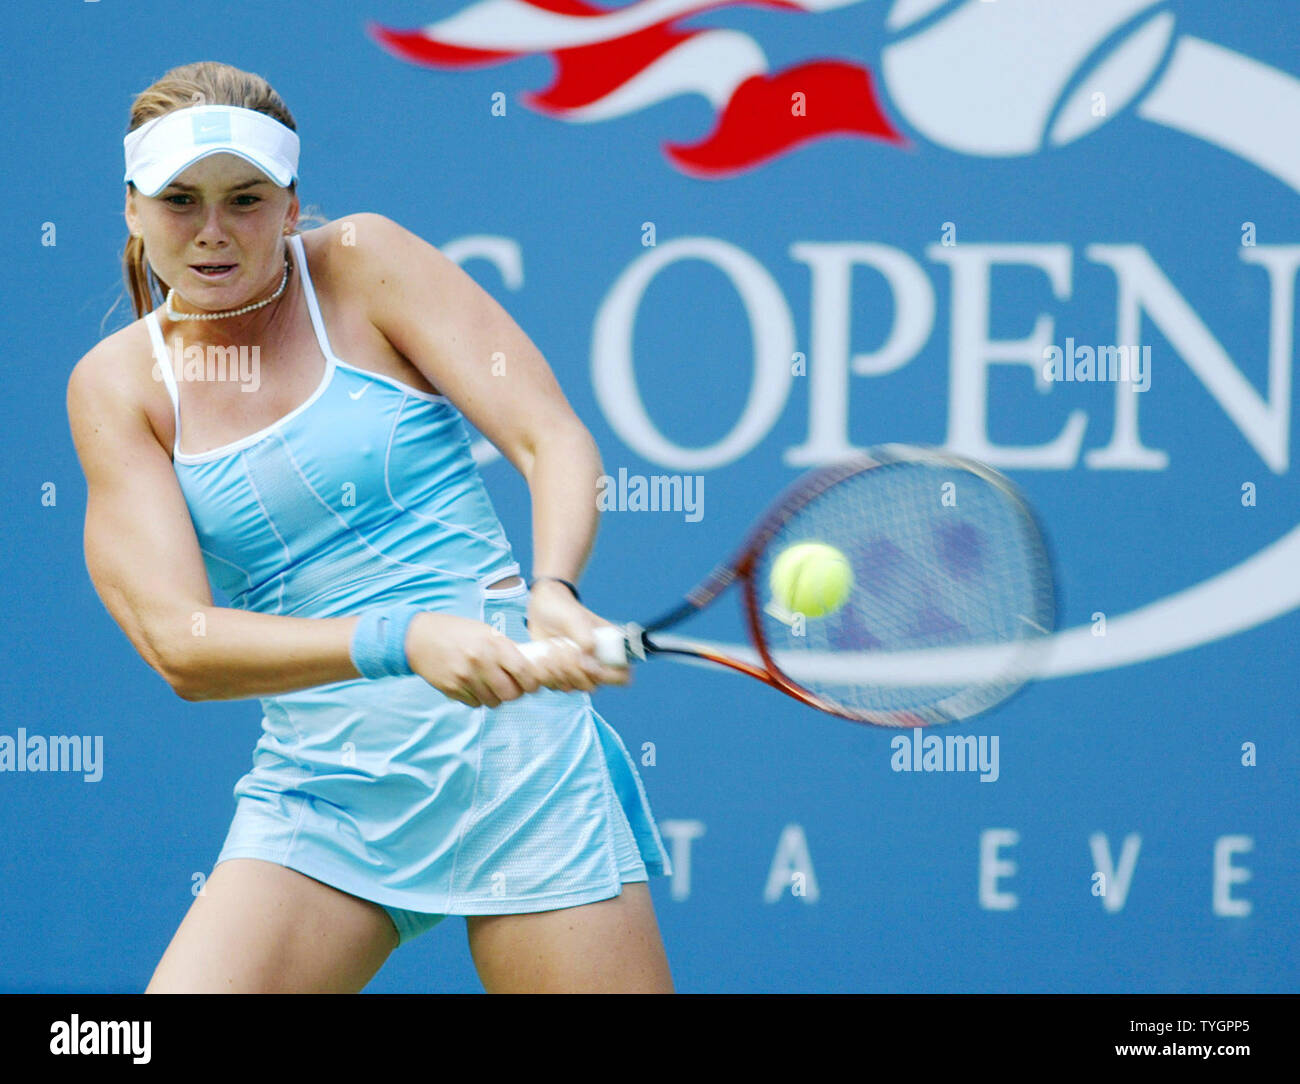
left=519, top=444, right=1055, bottom=727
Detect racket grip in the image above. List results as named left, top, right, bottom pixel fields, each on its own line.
left=517, top=626, right=629, bottom=667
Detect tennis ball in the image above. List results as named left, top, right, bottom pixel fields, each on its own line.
left=769, top=542, right=853, bottom=618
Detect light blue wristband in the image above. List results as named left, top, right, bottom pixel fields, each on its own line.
left=350, top=604, right=424, bottom=679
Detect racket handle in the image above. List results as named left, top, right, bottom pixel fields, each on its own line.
left=517, top=625, right=630, bottom=668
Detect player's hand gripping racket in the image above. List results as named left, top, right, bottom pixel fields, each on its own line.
left=519, top=445, right=1055, bottom=727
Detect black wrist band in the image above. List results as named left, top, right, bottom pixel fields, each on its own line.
left=530, top=576, right=580, bottom=602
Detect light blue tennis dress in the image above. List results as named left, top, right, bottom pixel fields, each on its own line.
left=146, top=231, right=670, bottom=946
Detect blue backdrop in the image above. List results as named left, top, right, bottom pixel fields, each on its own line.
left=2, top=0, right=1296, bottom=993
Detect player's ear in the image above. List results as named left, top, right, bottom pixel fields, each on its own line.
left=283, top=185, right=300, bottom=235
left=124, top=184, right=141, bottom=237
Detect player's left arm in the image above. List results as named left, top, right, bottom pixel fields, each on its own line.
left=343, top=213, right=621, bottom=668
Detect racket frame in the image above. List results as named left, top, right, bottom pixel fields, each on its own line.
left=630, top=445, right=1055, bottom=726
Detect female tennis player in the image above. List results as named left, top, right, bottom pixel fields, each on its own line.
left=66, top=61, right=674, bottom=993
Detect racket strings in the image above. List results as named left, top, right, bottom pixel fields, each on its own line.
left=752, top=459, right=1053, bottom=724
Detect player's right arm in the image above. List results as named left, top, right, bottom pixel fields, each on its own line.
left=65, top=336, right=539, bottom=707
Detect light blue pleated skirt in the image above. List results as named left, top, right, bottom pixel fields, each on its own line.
left=214, top=586, right=672, bottom=946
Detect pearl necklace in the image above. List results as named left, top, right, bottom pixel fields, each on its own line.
left=165, top=255, right=291, bottom=322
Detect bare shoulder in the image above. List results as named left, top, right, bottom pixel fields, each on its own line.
left=299, top=214, right=454, bottom=295
left=67, top=317, right=171, bottom=452
left=301, top=212, right=435, bottom=253
left=68, top=320, right=149, bottom=405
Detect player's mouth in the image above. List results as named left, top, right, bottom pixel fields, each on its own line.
left=190, top=263, right=237, bottom=280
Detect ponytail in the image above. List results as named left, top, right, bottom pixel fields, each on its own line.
left=122, top=227, right=168, bottom=319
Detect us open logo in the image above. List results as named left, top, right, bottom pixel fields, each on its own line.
left=371, top=0, right=1300, bottom=685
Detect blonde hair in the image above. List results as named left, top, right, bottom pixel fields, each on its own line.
left=119, top=61, right=326, bottom=321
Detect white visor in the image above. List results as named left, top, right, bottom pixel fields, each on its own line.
left=124, top=104, right=299, bottom=197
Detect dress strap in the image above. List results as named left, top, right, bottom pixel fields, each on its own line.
left=288, top=232, right=338, bottom=366
left=145, top=311, right=182, bottom=456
